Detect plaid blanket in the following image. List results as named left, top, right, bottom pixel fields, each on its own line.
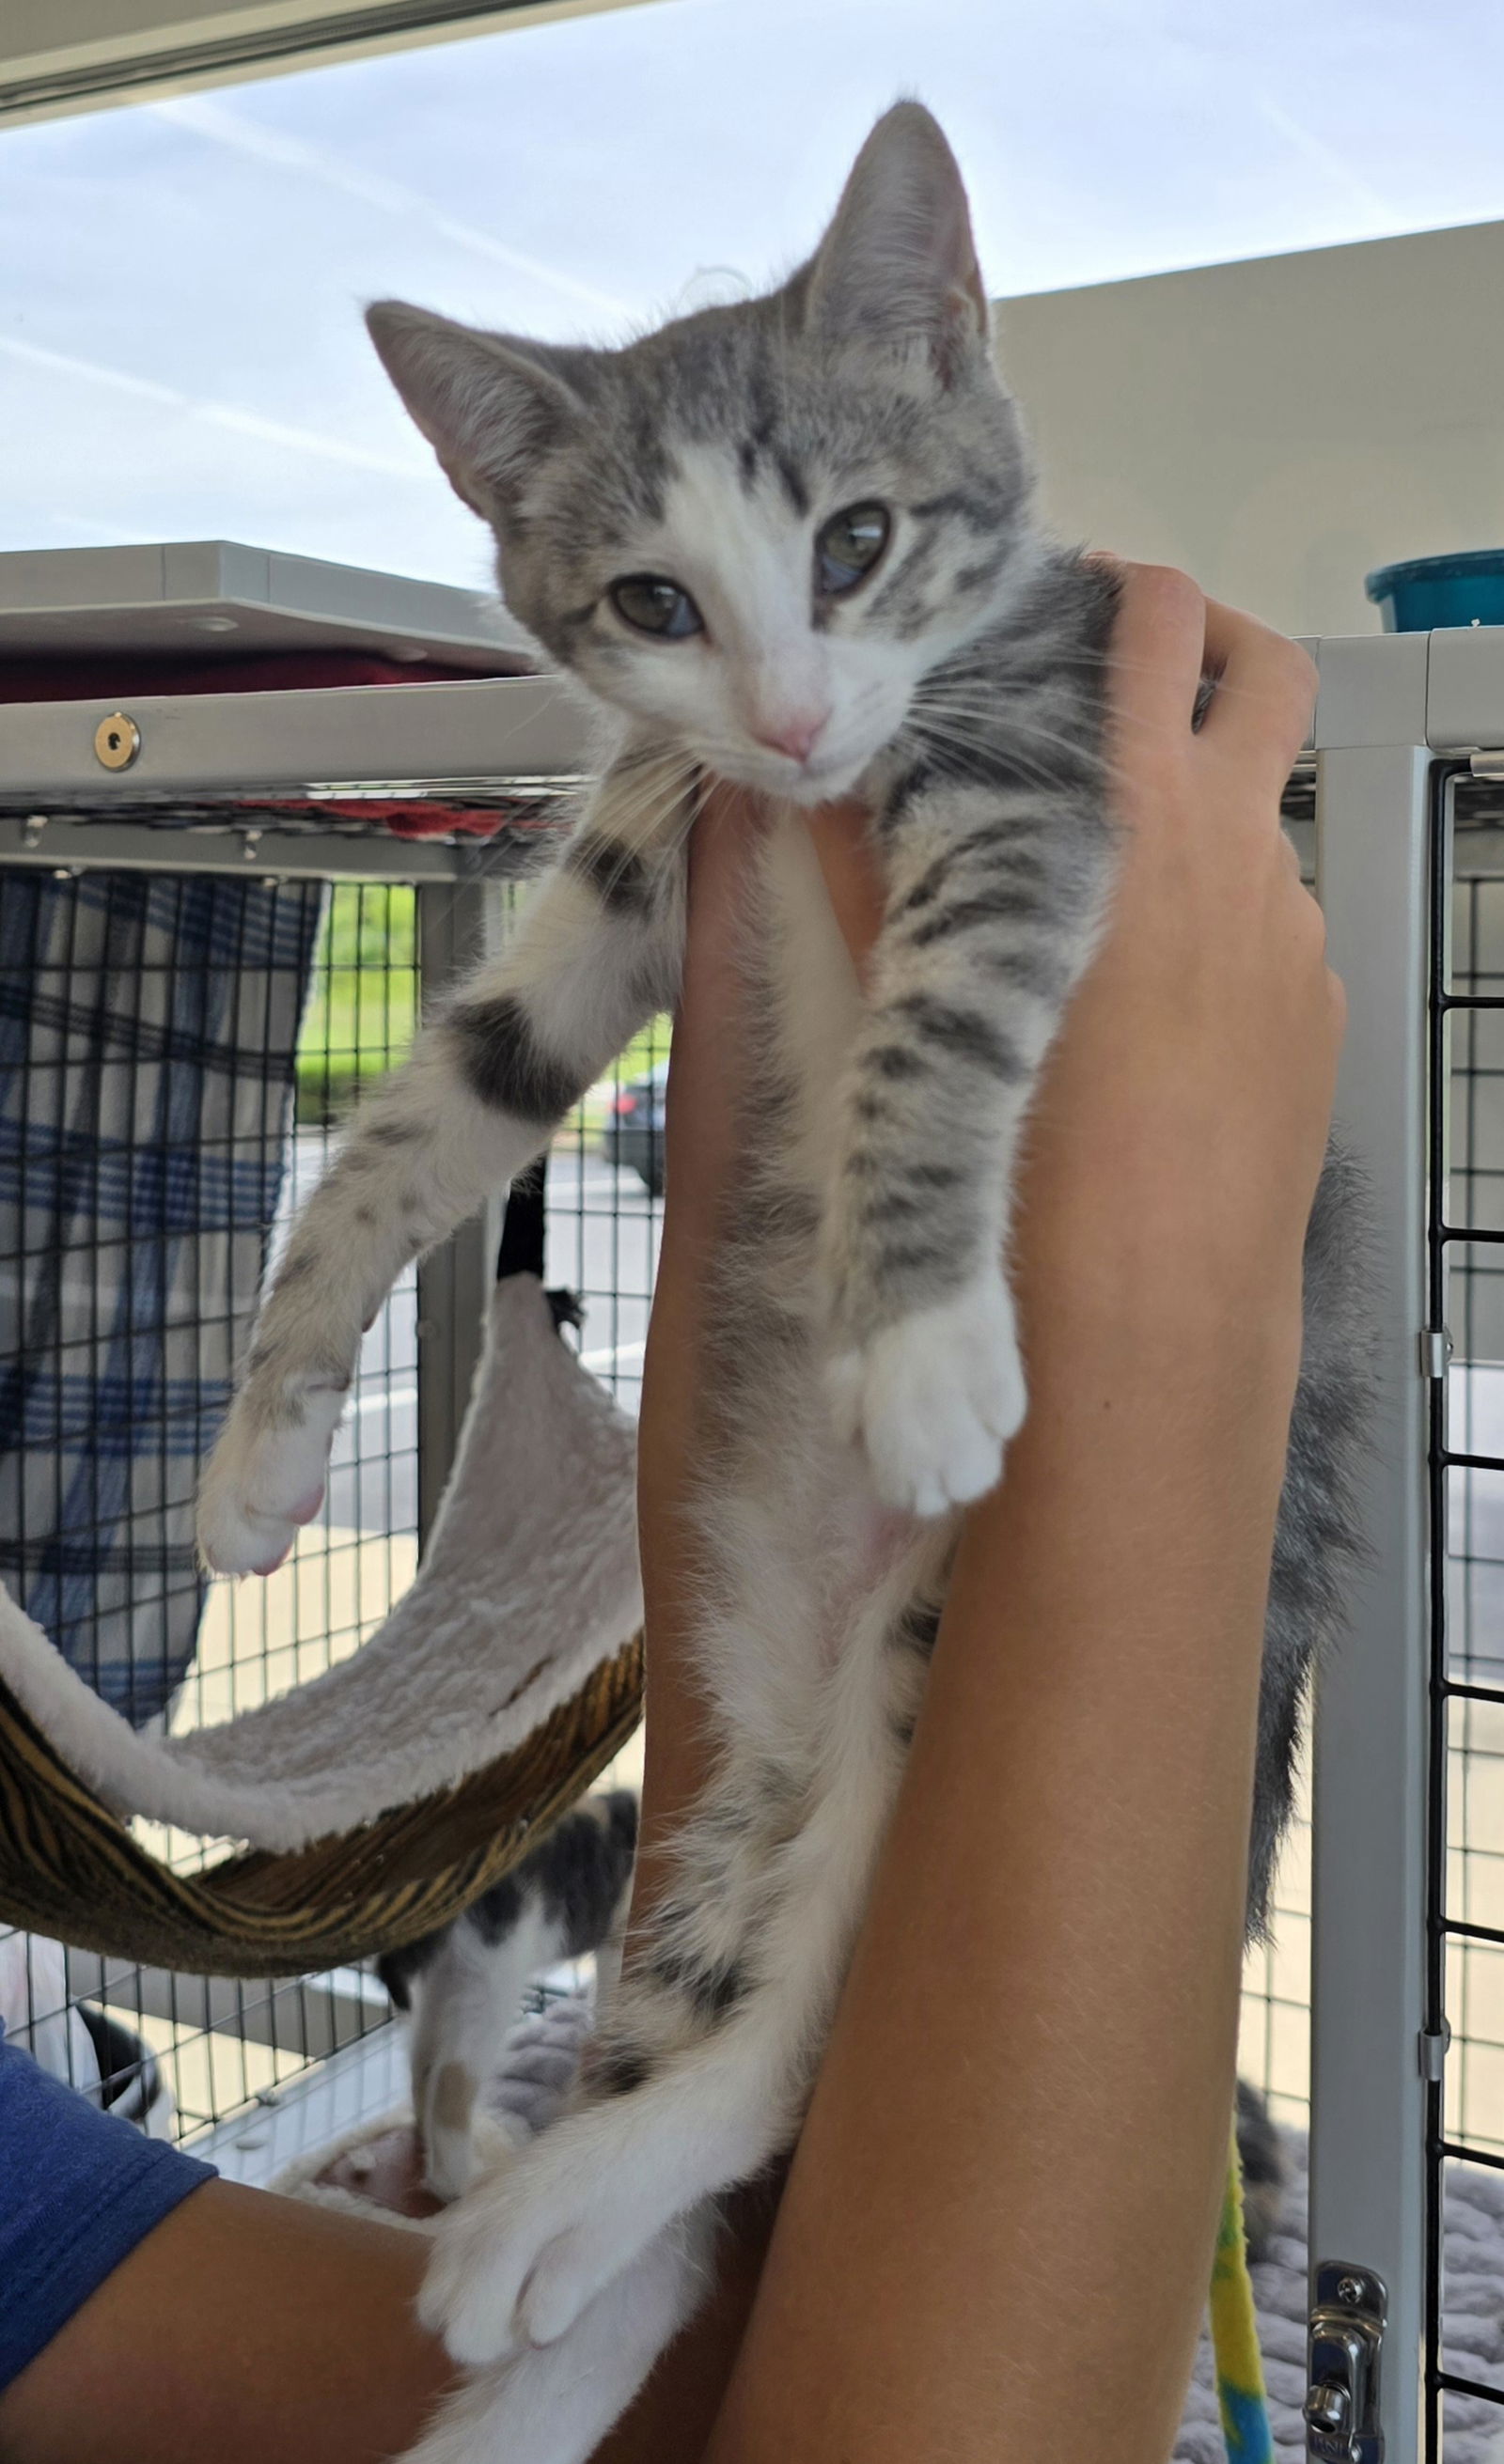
left=0, top=869, right=321, bottom=1726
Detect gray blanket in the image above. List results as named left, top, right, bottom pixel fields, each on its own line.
left=1177, top=2130, right=1504, bottom=2459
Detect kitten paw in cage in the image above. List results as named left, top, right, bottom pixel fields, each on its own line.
left=827, top=1271, right=1026, bottom=1517
left=405, top=2217, right=713, bottom=2464
left=196, top=1371, right=347, bottom=1574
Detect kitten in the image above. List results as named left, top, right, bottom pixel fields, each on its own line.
left=197, top=101, right=1369, bottom=2464
left=378, top=1791, right=637, bottom=2203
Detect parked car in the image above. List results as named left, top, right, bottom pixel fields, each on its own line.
left=599, top=1059, right=667, bottom=1195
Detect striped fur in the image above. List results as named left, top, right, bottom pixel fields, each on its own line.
left=194, top=105, right=1371, bottom=2463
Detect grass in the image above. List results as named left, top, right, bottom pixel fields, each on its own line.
left=294, top=883, right=671, bottom=1132
left=295, top=884, right=418, bottom=1126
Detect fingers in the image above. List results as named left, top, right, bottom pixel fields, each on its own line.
left=1198, top=594, right=1317, bottom=786
left=662, top=787, right=763, bottom=1254
left=1097, top=558, right=1211, bottom=742
left=1098, top=557, right=1315, bottom=815
left=805, top=800, right=885, bottom=976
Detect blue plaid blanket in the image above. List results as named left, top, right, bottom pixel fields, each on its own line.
left=0, top=870, right=322, bottom=1726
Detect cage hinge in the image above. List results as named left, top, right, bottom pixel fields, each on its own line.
left=1470, top=751, right=1504, bottom=779
left=1420, top=1326, right=1453, bottom=1379
left=1418, top=2021, right=1451, bottom=2082
left=1305, top=2261, right=1386, bottom=2461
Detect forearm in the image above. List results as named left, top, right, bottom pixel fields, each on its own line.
left=0, top=2181, right=451, bottom=2464
left=707, top=1280, right=1298, bottom=2464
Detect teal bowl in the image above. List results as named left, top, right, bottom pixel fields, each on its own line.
left=1366, top=551, right=1504, bottom=633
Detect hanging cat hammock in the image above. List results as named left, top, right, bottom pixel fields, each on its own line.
left=0, top=1188, right=646, bottom=1977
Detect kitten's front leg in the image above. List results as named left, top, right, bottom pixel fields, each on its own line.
left=824, top=780, right=1109, bottom=1516
left=197, top=744, right=690, bottom=1574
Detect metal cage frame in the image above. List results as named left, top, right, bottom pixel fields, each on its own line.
left=7, top=635, right=1504, bottom=2443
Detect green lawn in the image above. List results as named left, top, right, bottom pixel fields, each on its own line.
left=294, top=883, right=670, bottom=1131
left=295, top=884, right=418, bottom=1126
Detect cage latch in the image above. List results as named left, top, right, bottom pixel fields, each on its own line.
left=1419, top=1326, right=1453, bottom=1380
left=1304, top=2261, right=1386, bottom=2461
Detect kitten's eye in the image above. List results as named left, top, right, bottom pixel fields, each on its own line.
left=815, top=502, right=891, bottom=597
left=608, top=575, right=703, bottom=639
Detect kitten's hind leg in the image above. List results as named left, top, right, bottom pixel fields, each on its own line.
left=407, top=1921, right=553, bottom=2204
left=400, top=2209, right=715, bottom=2464
left=197, top=752, right=688, bottom=1573
left=423, top=1705, right=904, bottom=2367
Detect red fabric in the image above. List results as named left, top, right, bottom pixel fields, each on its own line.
left=276, top=797, right=541, bottom=840
left=0, top=650, right=529, bottom=704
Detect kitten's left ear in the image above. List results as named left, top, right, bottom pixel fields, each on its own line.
left=801, top=102, right=990, bottom=383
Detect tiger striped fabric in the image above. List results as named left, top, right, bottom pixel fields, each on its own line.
left=0, top=1635, right=642, bottom=1976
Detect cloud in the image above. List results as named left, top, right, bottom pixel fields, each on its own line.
left=0, top=335, right=429, bottom=478
left=152, top=95, right=634, bottom=322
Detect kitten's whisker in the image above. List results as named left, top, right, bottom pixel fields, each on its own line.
left=896, top=710, right=1136, bottom=803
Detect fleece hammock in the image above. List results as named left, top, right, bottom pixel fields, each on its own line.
left=0, top=1265, right=645, bottom=1976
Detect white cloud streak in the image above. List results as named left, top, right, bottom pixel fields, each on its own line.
left=1250, top=95, right=1400, bottom=229
left=152, top=95, right=634, bottom=323
left=0, top=335, right=429, bottom=478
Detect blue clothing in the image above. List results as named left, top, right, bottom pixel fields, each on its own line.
left=0, top=2019, right=215, bottom=2391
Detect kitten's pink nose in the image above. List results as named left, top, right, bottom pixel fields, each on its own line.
left=751, top=710, right=831, bottom=766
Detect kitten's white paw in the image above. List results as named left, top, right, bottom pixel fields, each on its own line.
left=829, top=1274, right=1026, bottom=1518
left=402, top=2222, right=704, bottom=2464
left=196, top=1383, right=346, bottom=1575
left=419, top=2122, right=653, bottom=2368
left=417, top=2145, right=538, bottom=2367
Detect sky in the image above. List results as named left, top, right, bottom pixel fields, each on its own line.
left=2, top=0, right=1503, bottom=594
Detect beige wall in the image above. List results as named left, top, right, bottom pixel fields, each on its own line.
left=998, top=218, right=1504, bottom=640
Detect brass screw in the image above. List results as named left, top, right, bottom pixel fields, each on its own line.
left=93, top=712, right=141, bottom=772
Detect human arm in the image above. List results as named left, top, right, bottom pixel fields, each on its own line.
left=700, top=566, right=1332, bottom=2460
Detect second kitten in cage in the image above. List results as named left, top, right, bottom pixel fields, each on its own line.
left=379, top=1790, right=637, bottom=2204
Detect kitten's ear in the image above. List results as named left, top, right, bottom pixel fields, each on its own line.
left=800, top=102, right=989, bottom=382
left=366, top=300, right=585, bottom=518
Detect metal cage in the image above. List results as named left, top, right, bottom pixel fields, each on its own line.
left=7, top=633, right=1504, bottom=2450
left=0, top=668, right=657, bottom=2178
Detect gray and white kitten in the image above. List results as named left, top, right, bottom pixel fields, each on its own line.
left=198, top=103, right=1368, bottom=2464
left=378, top=1790, right=637, bottom=2204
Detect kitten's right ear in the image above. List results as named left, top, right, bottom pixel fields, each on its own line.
left=366, top=301, right=584, bottom=519
left=799, top=102, right=989, bottom=385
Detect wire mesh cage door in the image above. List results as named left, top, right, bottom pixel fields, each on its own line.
left=1424, top=761, right=1504, bottom=2458
left=1305, top=742, right=1504, bottom=2464
left=0, top=860, right=413, bottom=2139
left=0, top=816, right=665, bottom=2170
